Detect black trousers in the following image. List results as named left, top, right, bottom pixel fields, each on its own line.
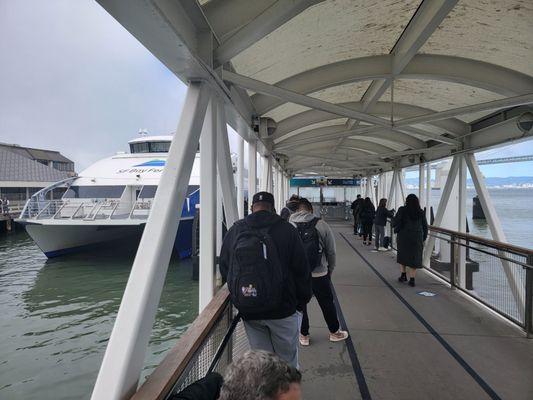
left=362, top=222, right=373, bottom=241
left=301, top=274, right=340, bottom=335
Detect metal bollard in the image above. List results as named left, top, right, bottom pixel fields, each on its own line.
left=450, top=234, right=457, bottom=289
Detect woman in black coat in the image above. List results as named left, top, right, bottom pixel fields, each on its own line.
left=359, top=197, right=376, bottom=246
left=392, top=194, right=428, bottom=287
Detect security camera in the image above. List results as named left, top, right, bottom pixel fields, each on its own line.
left=517, top=112, right=533, bottom=134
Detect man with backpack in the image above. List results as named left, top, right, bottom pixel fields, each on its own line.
left=289, top=198, right=348, bottom=346
left=350, top=194, right=364, bottom=236
left=219, top=191, right=312, bottom=368
left=280, top=194, right=300, bottom=221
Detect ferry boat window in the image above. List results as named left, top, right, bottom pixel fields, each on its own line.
left=130, top=142, right=150, bottom=154
left=129, top=141, right=170, bottom=153
left=63, top=185, right=125, bottom=198
left=139, top=185, right=157, bottom=198
left=149, top=141, right=170, bottom=153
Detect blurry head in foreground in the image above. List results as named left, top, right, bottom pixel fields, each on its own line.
left=219, top=350, right=302, bottom=400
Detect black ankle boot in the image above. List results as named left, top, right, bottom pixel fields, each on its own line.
left=398, top=273, right=407, bottom=283
left=408, top=278, right=415, bottom=287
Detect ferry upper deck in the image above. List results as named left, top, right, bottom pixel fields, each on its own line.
left=87, top=1, right=533, bottom=399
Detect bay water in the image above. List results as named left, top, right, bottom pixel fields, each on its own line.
left=0, top=188, right=532, bottom=399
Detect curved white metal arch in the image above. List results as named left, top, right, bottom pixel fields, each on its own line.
left=283, top=138, right=396, bottom=155
left=275, top=124, right=427, bottom=150
left=253, top=54, right=533, bottom=114
left=274, top=101, right=468, bottom=140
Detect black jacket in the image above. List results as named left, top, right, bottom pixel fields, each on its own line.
left=392, top=206, right=428, bottom=268
left=219, top=210, right=312, bottom=320
left=350, top=198, right=364, bottom=218
left=359, top=203, right=376, bottom=224
left=374, top=206, right=394, bottom=226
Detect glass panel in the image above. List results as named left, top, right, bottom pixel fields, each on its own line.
left=63, top=185, right=125, bottom=198
left=149, top=141, right=170, bottom=153
left=138, top=185, right=158, bottom=199
left=130, top=142, right=150, bottom=154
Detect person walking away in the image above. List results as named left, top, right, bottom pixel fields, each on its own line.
left=289, top=198, right=348, bottom=346
left=359, top=197, right=375, bottom=245
left=219, top=192, right=312, bottom=368
left=350, top=195, right=364, bottom=236
left=280, top=194, right=300, bottom=221
left=392, top=194, right=428, bottom=287
left=374, top=198, right=394, bottom=251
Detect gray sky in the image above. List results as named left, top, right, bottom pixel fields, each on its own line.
left=0, top=0, right=187, bottom=170
left=1, top=0, right=532, bottom=176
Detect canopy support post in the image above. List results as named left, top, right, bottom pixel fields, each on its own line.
left=91, top=82, right=210, bottom=400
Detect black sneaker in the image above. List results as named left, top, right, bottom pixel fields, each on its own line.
left=398, top=274, right=407, bottom=283
left=408, top=278, right=415, bottom=287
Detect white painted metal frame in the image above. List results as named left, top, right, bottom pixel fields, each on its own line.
left=91, top=82, right=210, bottom=400
left=199, top=97, right=217, bottom=312
left=248, top=140, right=257, bottom=200
left=237, top=137, right=245, bottom=218
left=464, top=153, right=525, bottom=314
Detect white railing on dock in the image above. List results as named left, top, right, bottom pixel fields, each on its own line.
left=19, top=198, right=154, bottom=221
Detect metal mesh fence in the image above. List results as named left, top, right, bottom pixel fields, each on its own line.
left=423, top=230, right=531, bottom=328
left=467, top=245, right=527, bottom=324
left=168, top=303, right=249, bottom=397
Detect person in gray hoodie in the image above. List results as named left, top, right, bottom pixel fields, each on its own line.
left=289, top=198, right=348, bottom=346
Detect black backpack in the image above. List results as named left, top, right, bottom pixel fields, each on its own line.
left=295, top=218, right=322, bottom=269
left=227, top=221, right=284, bottom=314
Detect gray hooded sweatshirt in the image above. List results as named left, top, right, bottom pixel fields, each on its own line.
left=289, top=210, right=336, bottom=277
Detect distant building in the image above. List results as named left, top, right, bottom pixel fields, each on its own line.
left=0, top=143, right=76, bottom=207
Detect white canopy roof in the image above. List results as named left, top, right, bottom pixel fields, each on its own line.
left=96, top=0, right=533, bottom=177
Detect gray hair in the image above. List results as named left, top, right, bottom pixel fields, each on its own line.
left=219, top=350, right=301, bottom=400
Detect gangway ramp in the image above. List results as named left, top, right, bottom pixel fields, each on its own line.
left=300, top=222, right=532, bottom=400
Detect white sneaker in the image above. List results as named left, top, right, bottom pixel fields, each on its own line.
left=378, top=247, right=388, bottom=251
left=329, top=330, right=349, bottom=342
left=299, top=334, right=310, bottom=346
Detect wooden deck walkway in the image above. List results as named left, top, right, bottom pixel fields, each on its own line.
left=300, top=221, right=533, bottom=400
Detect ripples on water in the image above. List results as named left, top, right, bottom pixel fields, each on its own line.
left=0, top=232, right=198, bottom=400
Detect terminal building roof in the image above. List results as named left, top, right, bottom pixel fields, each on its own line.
left=0, top=145, right=72, bottom=184
left=96, top=0, right=533, bottom=177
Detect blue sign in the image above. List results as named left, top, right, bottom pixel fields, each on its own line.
left=290, top=178, right=360, bottom=187
left=134, top=159, right=166, bottom=167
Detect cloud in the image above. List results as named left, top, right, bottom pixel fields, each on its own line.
left=0, top=0, right=187, bottom=170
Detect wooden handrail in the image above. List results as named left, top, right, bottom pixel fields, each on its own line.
left=131, top=285, right=231, bottom=400
left=429, top=225, right=533, bottom=257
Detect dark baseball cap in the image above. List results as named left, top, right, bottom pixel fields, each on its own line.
left=252, top=191, right=275, bottom=207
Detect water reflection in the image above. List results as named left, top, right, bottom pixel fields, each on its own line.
left=1, top=231, right=198, bottom=400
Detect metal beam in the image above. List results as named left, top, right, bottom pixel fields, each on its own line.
left=276, top=124, right=427, bottom=150
left=222, top=70, right=391, bottom=127
left=465, top=153, right=525, bottom=314
left=248, top=139, right=258, bottom=197
left=91, top=82, right=210, bottom=400
left=252, top=54, right=533, bottom=114
left=347, top=0, right=458, bottom=128
left=199, top=97, right=217, bottom=312
left=395, top=93, right=533, bottom=128
left=274, top=101, right=468, bottom=140
left=216, top=99, right=239, bottom=227
left=214, top=0, right=324, bottom=65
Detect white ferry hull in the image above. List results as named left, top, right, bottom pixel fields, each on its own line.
left=25, top=218, right=194, bottom=258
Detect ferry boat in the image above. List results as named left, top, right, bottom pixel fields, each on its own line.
left=17, top=135, right=199, bottom=258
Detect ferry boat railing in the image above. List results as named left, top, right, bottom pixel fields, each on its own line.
left=131, top=285, right=249, bottom=400
left=387, top=222, right=533, bottom=336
